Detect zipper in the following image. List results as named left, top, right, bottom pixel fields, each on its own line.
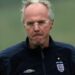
left=41, top=49, right=46, bottom=75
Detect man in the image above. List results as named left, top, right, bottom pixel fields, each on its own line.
left=0, top=0, right=75, bottom=75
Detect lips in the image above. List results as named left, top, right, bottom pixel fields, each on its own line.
left=33, top=33, right=43, bottom=37
left=32, top=35, right=43, bottom=41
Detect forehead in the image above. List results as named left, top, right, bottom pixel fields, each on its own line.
left=24, top=3, right=49, bottom=19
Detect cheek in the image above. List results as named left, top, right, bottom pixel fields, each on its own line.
left=43, top=25, right=51, bottom=34
left=25, top=28, right=33, bottom=37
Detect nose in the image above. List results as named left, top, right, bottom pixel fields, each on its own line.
left=33, top=23, right=40, bottom=32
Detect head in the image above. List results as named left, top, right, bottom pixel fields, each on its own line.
left=21, top=0, right=54, bottom=48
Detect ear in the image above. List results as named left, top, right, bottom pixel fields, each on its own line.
left=49, top=20, right=54, bottom=29
left=23, top=23, right=25, bottom=28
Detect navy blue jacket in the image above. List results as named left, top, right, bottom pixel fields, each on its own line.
left=0, top=37, right=75, bottom=75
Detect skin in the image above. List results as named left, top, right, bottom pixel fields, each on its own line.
left=23, top=3, right=53, bottom=48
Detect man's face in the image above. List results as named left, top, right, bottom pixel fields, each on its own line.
left=23, top=3, right=53, bottom=46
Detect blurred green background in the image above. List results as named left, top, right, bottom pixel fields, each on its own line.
left=0, top=0, right=75, bottom=50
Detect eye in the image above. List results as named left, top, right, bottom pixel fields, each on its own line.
left=26, top=21, right=34, bottom=26
left=38, top=20, right=45, bottom=25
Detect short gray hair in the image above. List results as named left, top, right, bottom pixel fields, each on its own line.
left=21, top=0, right=54, bottom=22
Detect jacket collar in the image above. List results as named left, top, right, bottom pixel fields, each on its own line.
left=25, top=36, right=56, bottom=50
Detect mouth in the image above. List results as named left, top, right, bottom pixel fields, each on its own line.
left=33, top=33, right=43, bottom=37
left=30, top=34, right=44, bottom=45
left=33, top=35, right=43, bottom=38
left=32, top=35, right=43, bottom=42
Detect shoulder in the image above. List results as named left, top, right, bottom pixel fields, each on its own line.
left=0, top=41, right=27, bottom=74
left=55, top=41, right=75, bottom=62
left=0, top=41, right=27, bottom=58
left=54, top=41, right=75, bottom=53
left=55, top=41, right=75, bottom=49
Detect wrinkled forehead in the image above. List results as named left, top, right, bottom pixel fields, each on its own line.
left=24, top=3, right=49, bottom=19
left=26, top=1, right=49, bottom=8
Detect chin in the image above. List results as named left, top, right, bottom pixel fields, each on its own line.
left=33, top=40, right=43, bottom=46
